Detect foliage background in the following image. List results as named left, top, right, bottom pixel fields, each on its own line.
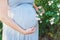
left=0, top=0, right=60, bottom=40
left=0, top=21, right=2, bottom=40
left=35, top=0, right=60, bottom=40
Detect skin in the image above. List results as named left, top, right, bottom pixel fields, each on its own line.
left=0, top=0, right=43, bottom=35
left=33, top=4, right=45, bottom=14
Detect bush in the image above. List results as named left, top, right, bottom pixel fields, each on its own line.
left=35, top=0, right=60, bottom=40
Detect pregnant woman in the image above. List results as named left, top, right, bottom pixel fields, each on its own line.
left=0, top=0, right=41, bottom=40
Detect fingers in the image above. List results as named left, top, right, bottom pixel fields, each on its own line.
left=38, top=6, right=45, bottom=14
left=41, top=9, right=45, bottom=14
left=31, top=27, right=36, bottom=31
left=28, top=27, right=36, bottom=34
left=31, top=28, right=36, bottom=33
left=38, top=6, right=42, bottom=9
left=25, top=27, right=36, bottom=35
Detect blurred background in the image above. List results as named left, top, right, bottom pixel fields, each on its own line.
left=0, top=21, right=2, bottom=40
left=35, top=0, right=60, bottom=40
left=0, top=0, right=60, bottom=40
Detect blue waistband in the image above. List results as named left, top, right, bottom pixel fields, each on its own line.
left=17, top=3, right=33, bottom=6
left=9, top=3, right=33, bottom=8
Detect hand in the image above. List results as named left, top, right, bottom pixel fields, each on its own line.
left=23, top=27, right=36, bottom=35
left=36, top=6, right=45, bottom=14
left=35, top=6, right=42, bottom=12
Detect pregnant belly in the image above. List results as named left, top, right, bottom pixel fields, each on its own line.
left=10, top=4, right=37, bottom=29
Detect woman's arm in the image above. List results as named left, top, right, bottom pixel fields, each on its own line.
left=33, top=4, right=39, bottom=12
left=0, top=0, right=35, bottom=35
